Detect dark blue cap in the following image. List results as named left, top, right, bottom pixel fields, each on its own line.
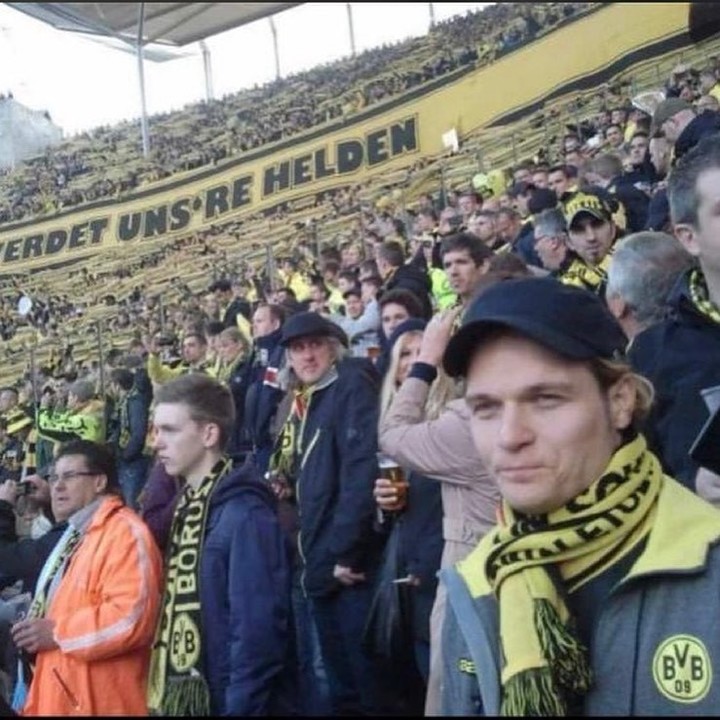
left=280, top=311, right=349, bottom=348
left=442, top=277, right=627, bottom=377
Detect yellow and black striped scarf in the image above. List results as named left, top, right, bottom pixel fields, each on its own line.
left=215, top=351, right=246, bottom=387
left=689, top=268, right=720, bottom=325
left=461, top=434, right=662, bottom=715
left=270, top=386, right=314, bottom=481
left=147, top=457, right=231, bottom=717
left=559, top=254, right=610, bottom=295
left=22, top=428, right=38, bottom=477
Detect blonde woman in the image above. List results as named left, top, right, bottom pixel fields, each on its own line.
left=377, top=307, right=502, bottom=715
left=371, top=318, right=452, bottom=713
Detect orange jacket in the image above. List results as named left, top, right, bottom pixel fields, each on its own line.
left=22, top=496, right=163, bottom=716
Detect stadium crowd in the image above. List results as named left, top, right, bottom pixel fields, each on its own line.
left=2, top=4, right=720, bottom=717
left=0, top=1, right=597, bottom=225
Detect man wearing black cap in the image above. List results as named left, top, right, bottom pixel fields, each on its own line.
left=439, top=277, right=720, bottom=715
left=268, top=312, right=383, bottom=715
left=560, top=191, right=619, bottom=296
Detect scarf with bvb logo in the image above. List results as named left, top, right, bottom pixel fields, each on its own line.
left=461, top=434, right=662, bottom=715
left=147, top=457, right=231, bottom=716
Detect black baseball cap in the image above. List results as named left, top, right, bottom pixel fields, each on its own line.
left=442, top=278, right=627, bottom=378
left=564, top=191, right=615, bottom=230
left=280, top=312, right=349, bottom=348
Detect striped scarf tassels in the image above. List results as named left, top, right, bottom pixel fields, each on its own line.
left=472, top=435, right=663, bottom=716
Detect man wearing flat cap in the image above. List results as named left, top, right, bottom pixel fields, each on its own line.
left=647, top=97, right=720, bottom=233
left=268, top=312, right=384, bottom=715
left=651, top=97, right=720, bottom=161
left=440, top=277, right=720, bottom=715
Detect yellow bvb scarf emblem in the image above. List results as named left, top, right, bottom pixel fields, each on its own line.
left=147, top=457, right=231, bottom=716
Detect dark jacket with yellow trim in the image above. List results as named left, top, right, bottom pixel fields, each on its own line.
left=108, top=388, right=150, bottom=463
left=628, top=269, right=720, bottom=487
left=440, top=474, right=720, bottom=715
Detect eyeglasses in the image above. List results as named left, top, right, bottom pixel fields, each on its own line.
left=48, top=471, right=97, bottom=485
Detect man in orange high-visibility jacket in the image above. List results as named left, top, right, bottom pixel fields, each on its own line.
left=11, top=439, right=162, bottom=716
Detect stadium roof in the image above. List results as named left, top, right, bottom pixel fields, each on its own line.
left=6, top=2, right=303, bottom=47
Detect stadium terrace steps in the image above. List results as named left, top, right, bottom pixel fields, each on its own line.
left=0, top=9, right=718, bottom=383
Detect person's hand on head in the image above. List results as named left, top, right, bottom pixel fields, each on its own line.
left=417, top=306, right=462, bottom=367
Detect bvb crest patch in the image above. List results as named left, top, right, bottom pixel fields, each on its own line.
left=170, top=612, right=201, bottom=673
left=652, top=635, right=712, bottom=703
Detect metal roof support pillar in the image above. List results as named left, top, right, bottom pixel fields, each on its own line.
left=137, top=2, right=150, bottom=158
left=269, top=17, right=280, bottom=80
left=346, top=3, right=356, bottom=57
left=200, top=40, right=214, bottom=101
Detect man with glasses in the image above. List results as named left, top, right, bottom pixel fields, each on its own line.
left=533, top=208, right=570, bottom=276
left=10, top=439, right=162, bottom=715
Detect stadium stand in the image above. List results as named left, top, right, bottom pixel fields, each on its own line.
left=0, top=1, right=715, bottom=387
left=0, top=2, right=598, bottom=224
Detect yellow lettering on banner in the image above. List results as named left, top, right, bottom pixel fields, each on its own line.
left=0, top=2, right=690, bottom=272
left=653, top=635, right=712, bottom=704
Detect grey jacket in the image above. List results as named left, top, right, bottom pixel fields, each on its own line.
left=378, top=376, right=500, bottom=568
left=441, top=477, right=720, bottom=715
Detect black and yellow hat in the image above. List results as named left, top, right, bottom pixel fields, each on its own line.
left=565, top=192, right=615, bottom=230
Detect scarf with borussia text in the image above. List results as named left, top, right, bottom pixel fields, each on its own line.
left=147, top=457, right=231, bottom=716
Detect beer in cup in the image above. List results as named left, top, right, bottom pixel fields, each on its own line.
left=377, top=452, right=409, bottom=512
